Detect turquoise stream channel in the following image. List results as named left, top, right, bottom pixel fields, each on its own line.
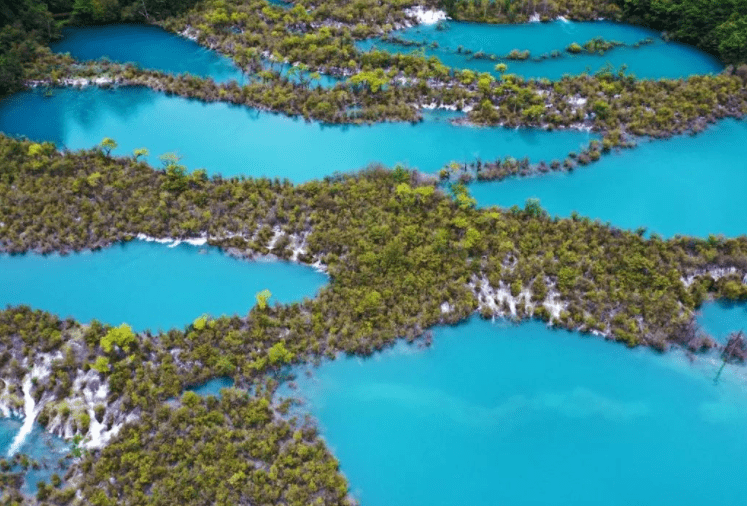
left=0, top=87, right=592, bottom=179
left=472, top=119, right=747, bottom=238
left=357, top=20, right=723, bottom=80
left=0, top=240, right=328, bottom=332
left=288, top=318, right=747, bottom=506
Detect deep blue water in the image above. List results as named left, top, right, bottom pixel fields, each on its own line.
left=0, top=418, right=70, bottom=494
left=0, top=240, right=327, bottom=332
left=698, top=301, right=747, bottom=343
left=472, top=119, right=747, bottom=238
left=289, top=318, right=747, bottom=506
left=0, top=87, right=592, bottom=180
left=357, top=20, right=723, bottom=80
left=51, top=25, right=246, bottom=83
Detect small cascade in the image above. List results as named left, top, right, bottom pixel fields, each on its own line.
left=7, top=376, right=37, bottom=456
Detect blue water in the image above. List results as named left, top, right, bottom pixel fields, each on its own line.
left=52, top=25, right=338, bottom=88
left=472, top=119, right=747, bottom=238
left=187, top=377, right=235, bottom=397
left=0, top=418, right=70, bottom=493
left=51, top=25, right=246, bottom=83
left=290, top=318, right=747, bottom=506
left=0, top=87, right=592, bottom=180
left=0, top=240, right=327, bottom=332
left=358, top=21, right=723, bottom=80
left=698, top=301, right=747, bottom=343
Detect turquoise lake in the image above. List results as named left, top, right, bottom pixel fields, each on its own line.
left=3, top=17, right=747, bottom=502
left=0, top=240, right=327, bottom=332
left=52, top=24, right=246, bottom=83
left=698, top=301, right=747, bottom=343
left=289, top=318, right=747, bottom=506
left=0, top=418, right=69, bottom=493
left=51, top=25, right=338, bottom=88
left=0, top=87, right=591, bottom=180
left=472, top=119, right=747, bottom=238
left=358, top=20, right=723, bottom=80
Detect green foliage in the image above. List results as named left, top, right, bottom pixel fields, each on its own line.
left=445, top=0, right=620, bottom=25
left=99, top=137, right=117, bottom=156
left=267, top=341, right=294, bottom=365
left=64, top=392, right=351, bottom=505
left=92, top=356, right=110, bottom=373
left=619, top=0, right=747, bottom=63
left=255, top=289, right=272, bottom=310
left=100, top=323, right=136, bottom=353
left=349, top=69, right=388, bottom=92
left=192, top=314, right=208, bottom=330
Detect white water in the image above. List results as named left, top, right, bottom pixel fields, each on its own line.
left=7, top=376, right=37, bottom=456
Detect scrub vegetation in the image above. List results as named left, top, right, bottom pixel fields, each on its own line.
left=1, top=135, right=747, bottom=501
left=2, top=0, right=747, bottom=503
left=446, top=0, right=747, bottom=65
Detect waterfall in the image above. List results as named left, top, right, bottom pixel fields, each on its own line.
left=7, top=376, right=37, bottom=457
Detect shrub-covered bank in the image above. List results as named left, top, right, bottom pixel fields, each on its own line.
left=445, top=0, right=747, bottom=65
left=3, top=135, right=747, bottom=349
left=2, top=134, right=747, bottom=502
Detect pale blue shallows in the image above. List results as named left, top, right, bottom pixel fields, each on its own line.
left=697, top=301, right=747, bottom=343
left=0, top=87, right=592, bottom=180
left=51, top=25, right=246, bottom=83
left=0, top=418, right=70, bottom=493
left=471, top=119, right=747, bottom=238
left=289, top=318, right=747, bottom=506
left=357, top=20, right=724, bottom=80
left=0, top=241, right=328, bottom=332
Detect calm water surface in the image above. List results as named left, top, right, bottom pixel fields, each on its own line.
left=187, top=377, right=235, bottom=397
left=0, top=87, right=592, bottom=180
left=358, top=20, right=723, bottom=80
left=52, top=24, right=338, bottom=87
left=472, top=119, right=747, bottom=238
left=0, top=240, right=327, bottom=331
left=698, top=301, right=747, bottom=343
left=290, top=319, right=747, bottom=506
left=51, top=25, right=246, bottom=83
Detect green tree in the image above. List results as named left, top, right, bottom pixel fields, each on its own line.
left=99, top=137, right=117, bottom=157
left=268, top=341, right=294, bottom=365
left=255, top=289, right=272, bottom=310
left=100, top=323, right=136, bottom=353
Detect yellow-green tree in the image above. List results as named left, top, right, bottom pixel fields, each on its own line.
left=255, top=289, right=272, bottom=310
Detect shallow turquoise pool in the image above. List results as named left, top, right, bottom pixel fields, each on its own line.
left=289, top=318, right=747, bottom=506
left=0, top=240, right=327, bottom=332
left=51, top=24, right=246, bottom=83
left=0, top=417, right=70, bottom=494
left=472, top=119, right=747, bottom=238
left=51, top=24, right=339, bottom=88
left=697, top=301, right=747, bottom=343
left=358, top=20, right=723, bottom=80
